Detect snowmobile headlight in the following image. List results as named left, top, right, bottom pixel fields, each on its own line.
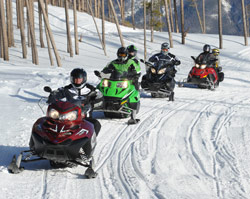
left=195, top=64, right=200, bottom=68
left=151, top=68, right=156, bottom=74
left=158, top=68, right=166, bottom=74
left=49, top=109, right=60, bottom=119
left=200, top=64, right=206, bottom=69
left=117, top=81, right=128, bottom=88
left=102, top=79, right=109, bottom=87
left=60, top=110, right=78, bottom=121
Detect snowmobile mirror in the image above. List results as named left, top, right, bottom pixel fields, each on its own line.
left=140, top=59, right=145, bottom=63
left=191, top=56, right=196, bottom=61
left=44, top=86, right=52, bottom=93
left=94, top=70, right=101, bottom=78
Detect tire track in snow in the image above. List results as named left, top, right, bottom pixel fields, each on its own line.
left=211, top=94, right=250, bottom=198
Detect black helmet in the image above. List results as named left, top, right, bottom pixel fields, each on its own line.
left=203, top=44, right=211, bottom=53
left=70, top=68, right=87, bottom=89
left=127, top=45, right=138, bottom=57
left=117, top=47, right=128, bottom=61
left=161, top=42, right=170, bottom=55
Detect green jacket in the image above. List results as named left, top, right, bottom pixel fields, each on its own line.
left=103, top=59, right=139, bottom=75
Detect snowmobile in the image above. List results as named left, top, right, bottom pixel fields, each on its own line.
left=179, top=56, right=223, bottom=90
left=8, top=86, right=98, bottom=178
left=94, top=70, right=140, bottom=125
left=140, top=59, right=176, bottom=101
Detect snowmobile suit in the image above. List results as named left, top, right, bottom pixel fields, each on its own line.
left=196, top=52, right=216, bottom=67
left=102, top=58, right=140, bottom=89
left=148, top=52, right=180, bottom=77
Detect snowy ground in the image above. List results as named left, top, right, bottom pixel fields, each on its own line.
left=1, top=3, right=250, bottom=199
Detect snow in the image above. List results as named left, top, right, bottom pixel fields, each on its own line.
left=1, top=2, right=250, bottom=199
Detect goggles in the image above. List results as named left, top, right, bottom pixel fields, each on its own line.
left=118, top=53, right=127, bottom=57
left=161, top=48, right=168, bottom=52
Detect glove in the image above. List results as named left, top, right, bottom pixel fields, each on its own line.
left=175, top=60, right=181, bottom=65
left=47, top=92, right=57, bottom=104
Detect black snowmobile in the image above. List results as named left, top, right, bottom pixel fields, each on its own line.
left=140, top=58, right=176, bottom=101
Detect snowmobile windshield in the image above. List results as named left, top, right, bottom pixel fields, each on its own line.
left=109, top=70, right=130, bottom=80
left=154, top=59, right=173, bottom=70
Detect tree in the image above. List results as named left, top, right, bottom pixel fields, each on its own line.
left=180, top=0, right=185, bottom=44
left=202, top=0, right=206, bottom=33
left=164, top=0, right=173, bottom=48
left=173, top=0, right=179, bottom=33
left=218, top=0, right=223, bottom=49
left=241, top=0, right=248, bottom=46
left=188, top=0, right=203, bottom=33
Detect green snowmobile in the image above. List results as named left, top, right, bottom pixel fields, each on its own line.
left=94, top=70, right=140, bottom=125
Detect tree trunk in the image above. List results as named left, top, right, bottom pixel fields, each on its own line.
left=25, top=0, right=39, bottom=65
left=44, top=0, right=54, bottom=66
left=87, top=0, right=107, bottom=55
left=241, top=0, right=248, bottom=46
left=202, top=0, right=206, bottom=33
left=193, top=0, right=203, bottom=33
left=144, top=0, right=147, bottom=61
left=168, top=0, right=174, bottom=32
left=108, top=0, right=124, bottom=47
left=173, top=0, right=179, bottom=33
left=18, top=0, right=27, bottom=59
left=65, top=0, right=73, bottom=57
left=101, top=0, right=106, bottom=55
left=131, top=0, right=135, bottom=30
left=73, top=0, right=79, bottom=55
left=38, top=0, right=62, bottom=67
left=151, top=0, right=154, bottom=42
left=180, top=0, right=185, bottom=44
left=39, top=2, right=45, bottom=48
left=0, top=0, right=9, bottom=60
left=218, top=0, right=223, bottom=49
left=164, top=0, right=173, bottom=48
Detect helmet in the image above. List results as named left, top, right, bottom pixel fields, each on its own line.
left=70, top=68, right=87, bottom=89
left=161, top=42, right=170, bottom=55
left=212, top=48, right=220, bottom=56
left=117, top=47, right=128, bottom=62
left=127, top=45, right=138, bottom=57
left=203, top=44, right=211, bottom=53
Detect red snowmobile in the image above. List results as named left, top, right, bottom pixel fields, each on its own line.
left=179, top=56, right=222, bottom=90
left=8, top=86, right=98, bottom=178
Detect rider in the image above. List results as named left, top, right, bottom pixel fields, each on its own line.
left=148, top=42, right=181, bottom=77
left=47, top=68, right=102, bottom=134
left=102, top=47, right=140, bottom=89
left=212, top=48, right=224, bottom=82
left=127, top=45, right=141, bottom=89
left=196, top=44, right=216, bottom=67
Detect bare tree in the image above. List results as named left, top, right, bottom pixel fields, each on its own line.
left=18, top=0, right=27, bottom=59
left=164, top=0, right=173, bottom=48
left=173, top=0, right=179, bottom=33
left=180, top=0, right=185, bottom=44
left=26, top=0, right=39, bottom=65
left=189, top=0, right=203, bottom=33
left=131, top=0, right=135, bottom=30
left=39, top=0, right=62, bottom=67
left=73, top=0, right=79, bottom=55
left=241, top=0, right=248, bottom=46
left=0, top=0, right=9, bottom=60
left=218, top=0, right=223, bottom=49
left=38, top=2, right=45, bottom=48
left=101, top=0, right=107, bottom=54
left=202, top=0, right=206, bottom=33
left=144, top=0, right=147, bottom=61
left=168, top=0, right=174, bottom=32
left=86, top=0, right=107, bottom=55
left=65, top=0, right=73, bottom=57
left=108, top=0, right=125, bottom=47
left=151, top=0, right=154, bottom=42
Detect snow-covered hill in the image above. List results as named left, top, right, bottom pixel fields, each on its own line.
left=1, top=2, right=250, bottom=199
